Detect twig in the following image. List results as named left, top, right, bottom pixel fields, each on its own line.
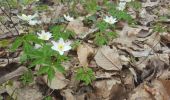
left=0, top=7, right=19, bottom=35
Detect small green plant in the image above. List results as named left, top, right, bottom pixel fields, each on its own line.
left=94, top=21, right=117, bottom=46
left=44, top=96, right=52, bottom=100
left=153, top=23, right=167, bottom=33
left=127, top=1, right=142, bottom=10
left=11, top=32, right=70, bottom=81
left=80, top=0, right=98, bottom=13
left=20, top=70, right=34, bottom=85
left=76, top=67, right=95, bottom=85
left=106, top=3, right=134, bottom=24
left=49, top=25, right=75, bottom=40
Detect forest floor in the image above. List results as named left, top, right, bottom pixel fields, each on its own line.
left=0, top=0, right=170, bottom=100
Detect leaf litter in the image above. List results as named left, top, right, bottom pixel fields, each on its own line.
left=0, top=0, right=170, bottom=100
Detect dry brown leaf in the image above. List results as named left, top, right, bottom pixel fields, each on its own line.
left=95, top=71, right=117, bottom=79
left=94, top=46, right=122, bottom=70
left=142, top=0, right=159, bottom=7
left=43, top=71, right=69, bottom=89
left=61, top=89, right=75, bottom=100
left=148, top=80, right=170, bottom=100
left=139, top=8, right=157, bottom=25
left=159, top=79, right=170, bottom=96
left=6, top=81, right=43, bottom=100
left=0, top=66, right=27, bottom=84
left=66, top=20, right=89, bottom=35
left=109, top=84, right=127, bottom=100
left=128, top=80, right=170, bottom=100
left=94, top=79, right=121, bottom=99
left=128, top=83, right=153, bottom=100
left=77, top=43, right=94, bottom=66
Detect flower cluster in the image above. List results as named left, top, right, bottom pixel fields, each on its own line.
left=17, top=13, right=72, bottom=55
left=36, top=30, right=71, bottom=55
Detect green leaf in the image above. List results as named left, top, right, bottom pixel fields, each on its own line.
left=35, top=4, right=49, bottom=11
left=23, top=42, right=33, bottom=53
left=20, top=70, right=33, bottom=85
left=54, top=63, right=65, bottom=73
left=49, top=25, right=74, bottom=40
left=38, top=66, right=50, bottom=75
left=25, top=33, right=42, bottom=44
left=20, top=53, right=28, bottom=63
left=11, top=37, right=22, bottom=51
left=47, top=67, right=55, bottom=82
left=94, top=32, right=108, bottom=46
left=128, top=1, right=142, bottom=10
left=44, top=96, right=52, bottom=100
left=75, top=67, right=95, bottom=85
left=96, top=21, right=108, bottom=32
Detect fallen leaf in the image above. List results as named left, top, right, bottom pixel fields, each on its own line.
left=0, top=66, right=27, bottom=84
left=61, top=89, right=75, bottom=100
left=43, top=71, right=69, bottom=89
left=94, top=46, right=122, bottom=71
left=6, top=80, right=43, bottom=100
left=94, top=79, right=121, bottom=99
left=109, top=84, right=127, bottom=100
left=66, top=20, right=89, bottom=36
left=77, top=43, right=94, bottom=66
left=142, top=0, right=159, bottom=7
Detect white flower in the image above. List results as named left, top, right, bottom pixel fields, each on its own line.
left=37, top=30, right=52, bottom=40
left=64, top=14, right=74, bottom=22
left=17, top=13, right=41, bottom=25
left=117, top=2, right=126, bottom=11
left=103, top=16, right=117, bottom=24
left=29, top=20, right=41, bottom=25
left=51, top=38, right=71, bottom=55
left=17, top=13, right=38, bottom=21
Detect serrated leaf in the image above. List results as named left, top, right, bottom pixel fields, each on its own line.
left=38, top=66, right=49, bottom=75
left=54, top=64, right=65, bottom=73
left=11, top=37, right=22, bottom=51
left=47, top=67, right=55, bottom=82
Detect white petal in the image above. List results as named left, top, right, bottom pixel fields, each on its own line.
left=17, top=15, right=22, bottom=19
left=37, top=32, right=41, bottom=37
left=58, top=38, right=64, bottom=44
left=58, top=50, right=64, bottom=55
left=63, top=45, right=71, bottom=51
left=28, top=20, right=37, bottom=25
left=51, top=41, right=58, bottom=46
left=51, top=45, right=58, bottom=51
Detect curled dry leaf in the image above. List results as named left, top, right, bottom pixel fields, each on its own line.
left=77, top=43, right=94, bottom=66
left=94, top=46, right=122, bottom=71
left=43, top=72, right=69, bottom=89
